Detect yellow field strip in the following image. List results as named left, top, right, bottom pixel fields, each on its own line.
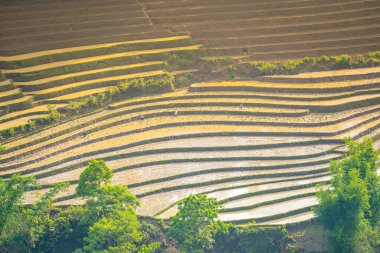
left=13, top=61, right=164, bottom=86
left=0, top=104, right=66, bottom=123
left=194, top=78, right=380, bottom=89
left=0, top=114, right=47, bottom=131
left=24, top=70, right=165, bottom=96
left=267, top=66, right=380, bottom=79
left=0, top=36, right=190, bottom=61
left=46, top=87, right=110, bottom=101
left=0, top=95, right=32, bottom=107
left=0, top=88, right=21, bottom=98
left=2, top=45, right=201, bottom=74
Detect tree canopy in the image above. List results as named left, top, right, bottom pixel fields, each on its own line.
left=76, top=159, right=113, bottom=197
left=167, top=194, right=229, bottom=253
left=0, top=174, right=68, bottom=252
left=315, top=138, right=380, bottom=253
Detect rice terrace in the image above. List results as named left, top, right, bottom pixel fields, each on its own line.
left=0, top=0, right=380, bottom=252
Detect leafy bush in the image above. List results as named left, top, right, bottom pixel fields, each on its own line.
left=214, top=225, right=292, bottom=253
left=47, top=105, right=65, bottom=122
left=118, top=76, right=173, bottom=96
left=0, top=144, right=6, bottom=154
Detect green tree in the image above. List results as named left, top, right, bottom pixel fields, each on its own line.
left=86, top=185, right=140, bottom=220
left=0, top=174, right=37, bottom=233
left=167, top=194, right=229, bottom=253
left=315, top=138, right=380, bottom=253
left=76, top=159, right=113, bottom=197
left=0, top=175, right=67, bottom=252
left=81, top=209, right=141, bottom=253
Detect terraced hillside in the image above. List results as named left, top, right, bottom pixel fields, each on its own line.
left=0, top=35, right=200, bottom=130
left=1, top=0, right=380, bottom=60
left=1, top=67, right=380, bottom=225
left=1, top=0, right=380, bottom=226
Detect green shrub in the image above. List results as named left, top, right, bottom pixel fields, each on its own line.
left=118, top=76, right=173, bottom=97
left=6, top=127, right=15, bottom=137
left=28, top=119, right=37, bottom=131
left=332, top=54, right=353, bottom=69
left=0, top=144, right=6, bottom=154
left=47, top=105, right=66, bottom=122
left=214, top=225, right=292, bottom=253
left=250, top=61, right=279, bottom=75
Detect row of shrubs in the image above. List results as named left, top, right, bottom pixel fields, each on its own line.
left=0, top=72, right=195, bottom=145
left=249, top=51, right=380, bottom=76
left=0, top=105, right=65, bottom=140
left=66, top=72, right=194, bottom=114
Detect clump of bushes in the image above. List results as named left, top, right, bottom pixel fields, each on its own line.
left=250, top=51, right=380, bottom=76
left=0, top=105, right=65, bottom=140
left=0, top=144, right=6, bottom=154
left=213, top=224, right=293, bottom=252
left=67, top=75, right=174, bottom=115
left=119, top=75, right=174, bottom=96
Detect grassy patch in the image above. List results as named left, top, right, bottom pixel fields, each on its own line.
left=249, top=52, right=380, bottom=77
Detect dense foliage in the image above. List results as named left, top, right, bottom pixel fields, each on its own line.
left=0, top=174, right=68, bottom=252
left=0, top=161, right=163, bottom=253
left=0, top=143, right=5, bottom=154
left=4, top=131, right=379, bottom=252
left=213, top=225, right=291, bottom=253
left=167, top=194, right=229, bottom=253
left=315, top=138, right=380, bottom=253
left=76, top=159, right=113, bottom=197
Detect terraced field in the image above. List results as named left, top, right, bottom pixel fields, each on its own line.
left=0, top=35, right=200, bottom=130
left=1, top=0, right=380, bottom=59
left=1, top=66, right=380, bottom=224
left=1, top=0, right=380, bottom=226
